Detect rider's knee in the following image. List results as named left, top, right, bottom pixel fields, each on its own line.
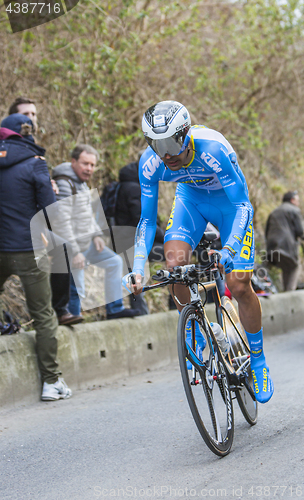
left=165, top=249, right=190, bottom=269
left=228, top=276, right=252, bottom=299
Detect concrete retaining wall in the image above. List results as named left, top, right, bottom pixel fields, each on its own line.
left=1, top=290, right=303, bottom=409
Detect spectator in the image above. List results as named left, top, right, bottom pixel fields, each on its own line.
left=48, top=233, right=83, bottom=325
left=113, top=158, right=168, bottom=314
left=265, top=190, right=304, bottom=291
left=0, top=113, right=72, bottom=401
left=8, top=96, right=38, bottom=132
left=116, top=158, right=165, bottom=262
left=8, top=96, right=81, bottom=326
left=51, top=144, right=139, bottom=320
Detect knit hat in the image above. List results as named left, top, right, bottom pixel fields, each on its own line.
left=1, top=113, right=35, bottom=142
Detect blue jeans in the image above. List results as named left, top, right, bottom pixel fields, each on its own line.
left=69, top=243, right=125, bottom=316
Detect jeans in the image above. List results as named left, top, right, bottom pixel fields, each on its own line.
left=282, top=263, right=301, bottom=291
left=68, top=243, right=125, bottom=316
left=49, top=238, right=72, bottom=317
left=51, top=271, right=70, bottom=317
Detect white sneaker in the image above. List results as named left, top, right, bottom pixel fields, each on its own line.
left=41, top=378, right=72, bottom=401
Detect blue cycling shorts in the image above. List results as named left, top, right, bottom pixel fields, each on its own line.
left=164, top=184, right=254, bottom=272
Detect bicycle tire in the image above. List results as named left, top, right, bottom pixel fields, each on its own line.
left=177, top=304, right=234, bottom=457
left=221, top=297, right=258, bottom=426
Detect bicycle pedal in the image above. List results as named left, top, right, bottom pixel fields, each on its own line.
left=190, top=379, right=202, bottom=386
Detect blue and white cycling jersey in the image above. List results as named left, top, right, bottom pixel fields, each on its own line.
left=133, top=126, right=254, bottom=276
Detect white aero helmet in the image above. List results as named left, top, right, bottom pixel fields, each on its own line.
left=142, top=100, right=191, bottom=158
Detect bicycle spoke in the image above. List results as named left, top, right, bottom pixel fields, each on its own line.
left=143, top=260, right=255, bottom=454
left=221, top=297, right=258, bottom=426
left=202, top=377, right=223, bottom=442
left=177, top=305, right=234, bottom=456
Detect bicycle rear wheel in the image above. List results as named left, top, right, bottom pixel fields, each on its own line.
left=221, top=297, right=258, bottom=425
left=177, top=304, right=234, bottom=457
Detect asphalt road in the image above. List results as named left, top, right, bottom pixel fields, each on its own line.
left=0, top=329, right=304, bottom=500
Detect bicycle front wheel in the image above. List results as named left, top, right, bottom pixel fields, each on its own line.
left=177, top=305, right=234, bottom=457
left=221, top=297, right=258, bottom=426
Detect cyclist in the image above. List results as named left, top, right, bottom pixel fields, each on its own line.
left=123, top=100, right=273, bottom=404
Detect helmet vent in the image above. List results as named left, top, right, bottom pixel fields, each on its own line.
left=165, top=104, right=181, bottom=123
left=145, top=102, right=182, bottom=127
left=145, top=108, right=155, bottom=127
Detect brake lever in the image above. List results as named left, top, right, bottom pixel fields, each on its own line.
left=129, top=272, right=136, bottom=301
left=216, top=253, right=223, bottom=280
left=209, top=251, right=223, bottom=280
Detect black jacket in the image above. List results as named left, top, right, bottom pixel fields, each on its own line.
left=0, top=129, right=56, bottom=252
left=265, top=202, right=304, bottom=267
left=115, top=161, right=164, bottom=243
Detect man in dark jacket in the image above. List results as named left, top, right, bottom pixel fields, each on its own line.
left=114, top=159, right=170, bottom=314
left=0, top=113, right=72, bottom=401
left=7, top=96, right=81, bottom=326
left=266, top=190, right=304, bottom=291
left=116, top=160, right=165, bottom=262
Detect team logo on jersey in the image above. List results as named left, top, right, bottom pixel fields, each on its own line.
left=166, top=197, right=176, bottom=230
left=240, top=223, right=253, bottom=260
left=239, top=205, right=249, bottom=230
left=178, top=226, right=190, bottom=233
left=142, top=155, right=162, bottom=180
left=181, top=177, right=213, bottom=185
left=134, top=253, right=145, bottom=259
left=172, top=234, right=186, bottom=239
left=200, top=152, right=222, bottom=173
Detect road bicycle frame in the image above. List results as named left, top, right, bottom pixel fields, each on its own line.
left=142, top=232, right=257, bottom=456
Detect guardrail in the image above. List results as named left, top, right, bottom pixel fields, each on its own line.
left=0, top=290, right=303, bottom=408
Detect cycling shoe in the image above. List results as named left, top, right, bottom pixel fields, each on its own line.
left=250, top=354, right=274, bottom=403
left=246, top=329, right=274, bottom=404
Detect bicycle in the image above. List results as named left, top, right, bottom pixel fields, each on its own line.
left=142, top=232, right=257, bottom=457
